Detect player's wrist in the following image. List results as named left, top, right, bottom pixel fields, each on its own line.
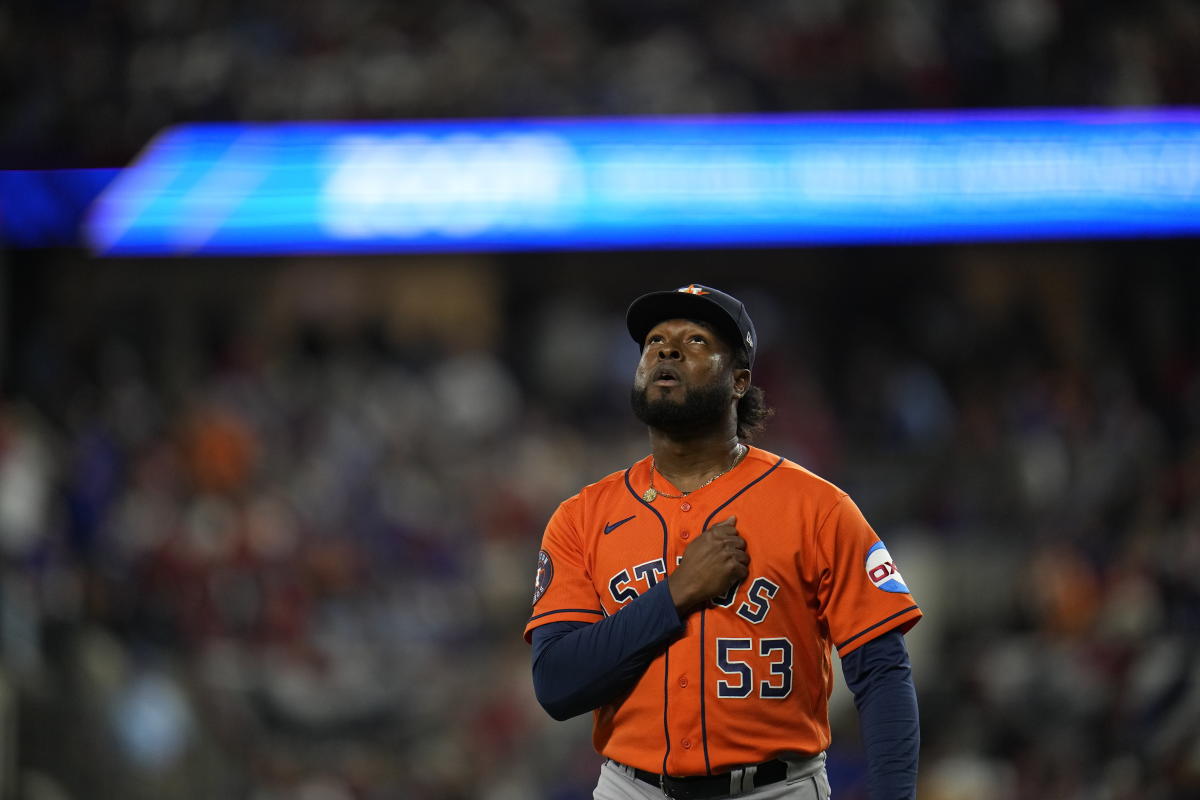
left=667, top=575, right=701, bottom=615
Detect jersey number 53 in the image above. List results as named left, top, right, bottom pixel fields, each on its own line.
left=715, top=637, right=793, bottom=699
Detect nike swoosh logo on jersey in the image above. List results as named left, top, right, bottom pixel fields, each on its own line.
left=604, top=515, right=636, bottom=535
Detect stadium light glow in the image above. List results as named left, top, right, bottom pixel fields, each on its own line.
left=81, top=110, right=1200, bottom=255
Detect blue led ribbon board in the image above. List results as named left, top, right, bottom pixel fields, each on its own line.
left=84, top=110, right=1200, bottom=256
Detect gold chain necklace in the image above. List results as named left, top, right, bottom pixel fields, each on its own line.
left=642, top=444, right=747, bottom=503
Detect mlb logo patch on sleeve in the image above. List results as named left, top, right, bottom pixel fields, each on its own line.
left=865, top=541, right=909, bottom=593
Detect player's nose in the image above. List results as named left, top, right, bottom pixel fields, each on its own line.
left=656, top=342, right=681, bottom=359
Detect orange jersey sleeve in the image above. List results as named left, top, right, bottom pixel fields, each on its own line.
left=524, top=493, right=606, bottom=639
left=815, top=494, right=921, bottom=656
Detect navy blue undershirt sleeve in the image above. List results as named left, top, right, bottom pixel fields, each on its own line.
left=840, top=629, right=920, bottom=800
left=531, top=580, right=684, bottom=720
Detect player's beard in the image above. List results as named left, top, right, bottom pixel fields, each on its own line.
left=630, top=373, right=732, bottom=437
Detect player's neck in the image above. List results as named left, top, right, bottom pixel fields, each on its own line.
left=648, top=428, right=744, bottom=492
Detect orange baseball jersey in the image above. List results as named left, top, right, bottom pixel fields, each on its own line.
left=524, top=445, right=921, bottom=776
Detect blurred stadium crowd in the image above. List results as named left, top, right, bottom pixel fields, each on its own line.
left=3, top=0, right=1200, bottom=168
left=0, top=246, right=1197, bottom=800
left=2, top=1, right=1200, bottom=799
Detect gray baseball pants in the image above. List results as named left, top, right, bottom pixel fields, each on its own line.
left=594, top=752, right=830, bottom=800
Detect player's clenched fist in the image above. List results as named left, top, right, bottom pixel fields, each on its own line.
left=668, top=516, right=749, bottom=614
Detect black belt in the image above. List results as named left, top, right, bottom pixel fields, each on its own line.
left=630, top=759, right=788, bottom=800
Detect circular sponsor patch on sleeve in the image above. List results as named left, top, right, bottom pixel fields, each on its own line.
left=865, top=541, right=909, bottom=593
left=532, top=549, right=554, bottom=605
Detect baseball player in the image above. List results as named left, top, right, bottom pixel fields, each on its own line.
left=526, top=284, right=922, bottom=799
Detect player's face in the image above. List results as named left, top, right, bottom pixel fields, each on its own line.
left=630, top=318, right=747, bottom=434
left=634, top=318, right=731, bottom=394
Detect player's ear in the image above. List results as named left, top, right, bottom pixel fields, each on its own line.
left=732, top=368, right=751, bottom=399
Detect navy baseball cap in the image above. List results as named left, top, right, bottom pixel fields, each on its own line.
left=626, top=284, right=757, bottom=368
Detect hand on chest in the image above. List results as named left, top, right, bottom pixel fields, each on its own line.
left=595, top=506, right=791, bottom=626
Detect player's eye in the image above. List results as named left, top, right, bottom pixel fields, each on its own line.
left=646, top=334, right=664, bottom=345
left=689, top=334, right=707, bottom=344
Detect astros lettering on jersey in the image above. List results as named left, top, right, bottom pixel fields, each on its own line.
left=524, top=446, right=921, bottom=776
